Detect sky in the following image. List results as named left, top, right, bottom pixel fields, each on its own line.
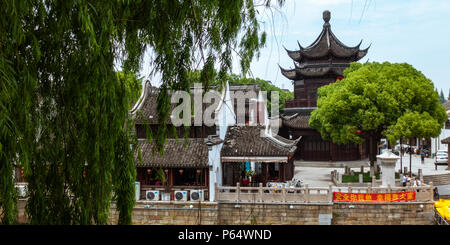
left=141, top=0, right=450, bottom=94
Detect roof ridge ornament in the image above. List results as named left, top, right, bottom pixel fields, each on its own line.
left=323, top=10, right=331, bottom=26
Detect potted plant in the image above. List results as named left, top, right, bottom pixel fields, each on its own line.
left=246, top=170, right=255, bottom=183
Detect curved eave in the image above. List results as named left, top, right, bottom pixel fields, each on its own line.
left=289, top=26, right=369, bottom=61
left=356, top=44, right=371, bottom=61
left=284, top=46, right=302, bottom=61
left=279, top=65, right=298, bottom=80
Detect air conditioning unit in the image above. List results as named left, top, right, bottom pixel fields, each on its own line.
left=174, top=190, right=188, bottom=201
left=145, top=190, right=160, bottom=201
left=16, top=185, right=27, bottom=198
left=189, top=189, right=204, bottom=201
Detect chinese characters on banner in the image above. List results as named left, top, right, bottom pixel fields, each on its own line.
left=333, top=191, right=416, bottom=202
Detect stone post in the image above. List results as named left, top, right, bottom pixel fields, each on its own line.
left=360, top=165, right=364, bottom=173
left=403, top=166, right=408, bottom=175
left=359, top=174, right=363, bottom=184
left=236, top=182, right=240, bottom=203
left=328, top=184, right=333, bottom=203
left=418, top=169, right=423, bottom=181
left=429, top=182, right=434, bottom=201
left=377, top=150, right=400, bottom=187
left=305, top=184, right=310, bottom=203
left=259, top=183, right=263, bottom=203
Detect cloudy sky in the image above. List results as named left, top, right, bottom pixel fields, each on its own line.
left=243, top=0, right=450, bottom=93
left=141, top=0, right=450, bottom=94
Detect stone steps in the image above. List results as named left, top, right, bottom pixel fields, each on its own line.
left=423, top=174, right=450, bottom=186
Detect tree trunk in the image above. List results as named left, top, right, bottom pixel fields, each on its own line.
left=368, top=133, right=381, bottom=176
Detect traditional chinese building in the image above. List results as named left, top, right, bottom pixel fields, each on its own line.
left=220, top=84, right=299, bottom=186
left=130, top=81, right=233, bottom=201
left=278, top=10, right=370, bottom=161
left=221, top=125, right=299, bottom=186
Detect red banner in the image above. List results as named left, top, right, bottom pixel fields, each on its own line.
left=333, top=191, right=416, bottom=202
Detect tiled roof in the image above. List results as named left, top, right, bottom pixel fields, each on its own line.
left=281, top=113, right=311, bottom=129
left=136, top=138, right=209, bottom=168
left=130, top=81, right=169, bottom=124
left=442, top=100, right=450, bottom=111
left=131, top=81, right=220, bottom=125
left=221, top=125, right=298, bottom=157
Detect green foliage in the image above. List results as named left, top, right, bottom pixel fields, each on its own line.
left=341, top=171, right=400, bottom=183
left=117, top=72, right=143, bottom=109
left=0, top=0, right=282, bottom=224
left=310, top=62, right=447, bottom=167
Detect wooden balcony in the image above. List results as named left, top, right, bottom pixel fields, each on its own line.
left=285, top=99, right=317, bottom=108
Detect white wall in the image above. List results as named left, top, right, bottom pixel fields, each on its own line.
left=431, top=110, right=450, bottom=155
left=208, top=82, right=235, bottom=201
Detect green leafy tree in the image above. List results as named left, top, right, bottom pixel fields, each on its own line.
left=310, top=62, right=447, bottom=173
left=117, top=72, right=143, bottom=109
left=0, top=0, right=284, bottom=224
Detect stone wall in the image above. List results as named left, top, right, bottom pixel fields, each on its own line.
left=108, top=201, right=219, bottom=225
left=10, top=199, right=435, bottom=225
left=332, top=202, right=434, bottom=225
left=218, top=203, right=333, bottom=225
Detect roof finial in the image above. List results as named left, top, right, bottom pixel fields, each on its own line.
left=323, top=10, right=331, bottom=23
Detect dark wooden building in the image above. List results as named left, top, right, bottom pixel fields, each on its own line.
left=278, top=10, right=370, bottom=162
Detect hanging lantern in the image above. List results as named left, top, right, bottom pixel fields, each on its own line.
left=196, top=169, right=201, bottom=175
left=164, top=169, right=169, bottom=174
left=146, top=168, right=152, bottom=174
left=82, top=171, right=86, bottom=178
left=179, top=169, right=184, bottom=175
left=20, top=167, right=24, bottom=178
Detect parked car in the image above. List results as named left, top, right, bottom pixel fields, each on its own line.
left=435, top=151, right=448, bottom=165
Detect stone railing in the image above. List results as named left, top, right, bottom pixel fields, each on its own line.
left=215, top=182, right=434, bottom=204
left=216, top=183, right=333, bottom=204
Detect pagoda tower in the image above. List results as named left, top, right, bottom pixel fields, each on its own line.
left=279, top=10, right=370, bottom=162
left=280, top=10, right=369, bottom=111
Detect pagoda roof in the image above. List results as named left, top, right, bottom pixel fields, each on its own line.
left=279, top=63, right=348, bottom=80
left=280, top=10, right=370, bottom=76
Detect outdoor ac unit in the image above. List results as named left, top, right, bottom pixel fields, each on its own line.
left=16, top=185, right=27, bottom=198
left=145, top=190, right=160, bottom=201
left=174, top=190, right=188, bottom=201
left=189, top=189, right=204, bottom=201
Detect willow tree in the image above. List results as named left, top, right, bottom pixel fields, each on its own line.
left=0, top=1, right=284, bottom=224
left=310, top=62, right=447, bottom=174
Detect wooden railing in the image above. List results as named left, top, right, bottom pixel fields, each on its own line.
left=215, top=182, right=435, bottom=204
left=285, top=99, right=317, bottom=108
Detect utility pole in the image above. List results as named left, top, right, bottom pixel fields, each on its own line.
left=400, top=138, right=403, bottom=173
